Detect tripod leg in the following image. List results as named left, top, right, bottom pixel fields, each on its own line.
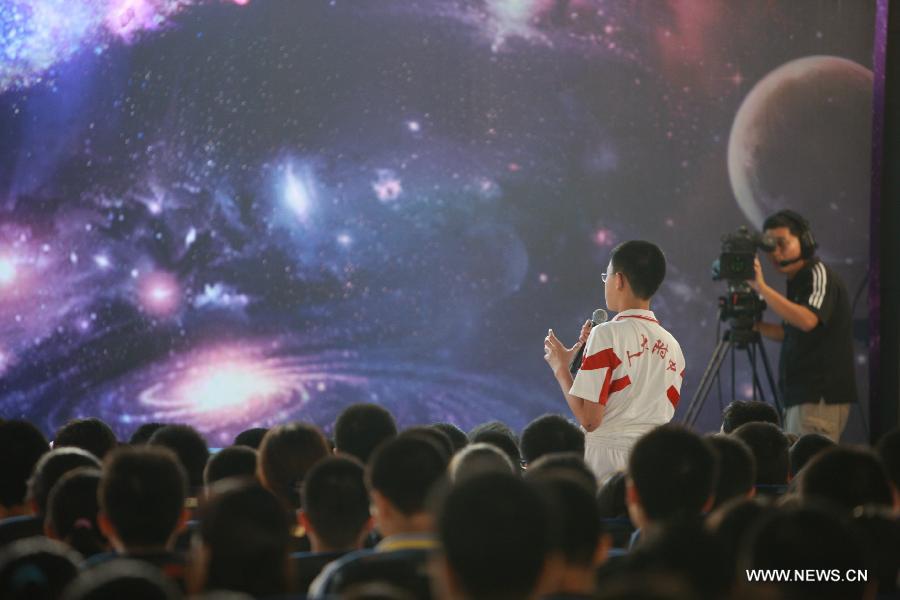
left=745, top=346, right=766, bottom=404
left=683, top=338, right=732, bottom=427
left=756, top=341, right=782, bottom=415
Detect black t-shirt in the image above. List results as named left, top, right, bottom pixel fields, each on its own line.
left=778, top=259, right=857, bottom=407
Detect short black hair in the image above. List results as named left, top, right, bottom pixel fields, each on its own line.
left=203, top=446, right=258, bottom=488
left=46, top=468, right=105, bottom=558
left=59, top=558, right=181, bottom=600
left=432, top=423, right=469, bottom=453
left=0, top=420, right=49, bottom=509
left=53, top=418, right=118, bottom=461
left=609, top=240, right=667, bottom=300
left=301, top=456, right=370, bottom=550
left=438, top=473, right=551, bottom=600
left=469, top=422, right=521, bottom=471
left=0, top=537, right=81, bottom=600
left=525, top=452, right=597, bottom=495
left=705, top=434, right=756, bottom=509
left=234, top=427, right=269, bottom=450
left=198, top=480, right=293, bottom=597
left=27, top=447, right=101, bottom=516
left=789, top=433, right=835, bottom=477
left=740, top=505, right=869, bottom=600
left=528, top=473, right=603, bottom=567
left=449, top=443, right=516, bottom=482
left=401, top=426, right=454, bottom=462
left=595, top=471, right=628, bottom=519
left=520, top=414, right=585, bottom=465
left=800, top=447, right=893, bottom=512
left=100, top=446, right=187, bottom=548
left=333, top=403, right=398, bottom=464
left=720, top=400, right=780, bottom=434
left=762, top=211, right=806, bottom=238
left=628, top=425, right=716, bottom=522
left=147, top=424, right=210, bottom=493
left=128, top=422, right=166, bottom=445
left=731, top=422, right=789, bottom=486
left=876, top=427, right=900, bottom=491
left=367, top=435, right=447, bottom=516
left=258, top=422, right=330, bottom=510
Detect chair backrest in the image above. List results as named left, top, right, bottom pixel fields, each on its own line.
left=324, top=549, right=433, bottom=599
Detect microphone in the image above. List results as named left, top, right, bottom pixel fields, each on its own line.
left=778, top=257, right=803, bottom=267
left=569, top=308, right=608, bottom=377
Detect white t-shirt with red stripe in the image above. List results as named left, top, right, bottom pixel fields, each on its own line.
left=569, top=309, right=684, bottom=477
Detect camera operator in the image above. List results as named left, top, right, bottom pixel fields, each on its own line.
left=750, top=210, right=856, bottom=441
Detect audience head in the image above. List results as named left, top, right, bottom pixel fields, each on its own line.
left=608, top=240, right=667, bottom=300
left=520, top=414, right=585, bottom=466
left=468, top=422, right=521, bottom=471
left=789, top=432, right=836, bottom=477
left=401, top=426, right=454, bottom=462
left=99, top=446, right=188, bottom=551
left=203, top=446, right=257, bottom=488
left=432, top=423, right=468, bottom=453
left=233, top=427, right=268, bottom=450
left=437, top=473, right=552, bottom=600
left=525, top=452, right=597, bottom=494
left=148, top=425, right=210, bottom=493
left=800, top=446, right=893, bottom=512
left=0, top=420, right=49, bottom=514
left=0, top=537, right=81, bottom=600
left=448, top=443, right=515, bottom=482
left=849, top=506, right=900, bottom=597
left=731, top=422, right=789, bottom=486
left=366, top=435, right=447, bottom=536
left=596, top=471, right=628, bottom=519
left=257, top=422, right=330, bottom=511
left=299, top=455, right=372, bottom=552
left=705, top=434, right=756, bottom=509
left=333, top=403, right=398, bottom=464
left=194, top=479, right=293, bottom=597
left=720, top=400, right=780, bottom=434
left=627, top=425, right=716, bottom=527
left=706, top=497, right=777, bottom=593
left=739, top=505, right=870, bottom=600
left=53, top=418, right=117, bottom=461
left=27, top=447, right=101, bottom=516
left=128, top=423, right=166, bottom=446
left=45, top=469, right=106, bottom=558
left=61, top=559, right=181, bottom=600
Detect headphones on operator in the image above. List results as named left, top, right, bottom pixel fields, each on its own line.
left=769, top=209, right=818, bottom=260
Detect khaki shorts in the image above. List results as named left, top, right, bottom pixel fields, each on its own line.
left=784, top=399, right=850, bottom=442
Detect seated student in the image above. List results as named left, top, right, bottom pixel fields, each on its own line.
left=90, top=446, right=191, bottom=589
left=705, top=434, right=756, bottom=509
left=543, top=241, right=685, bottom=483
left=28, top=448, right=102, bottom=520
left=730, top=422, right=790, bottom=496
left=432, top=423, right=469, bottom=454
left=527, top=453, right=598, bottom=494
left=738, top=505, right=873, bottom=600
left=799, top=446, right=894, bottom=513
left=527, top=473, right=610, bottom=599
left=595, top=472, right=635, bottom=550
left=468, top=422, right=522, bottom=473
left=625, top=425, right=716, bottom=537
left=520, top=414, right=585, bottom=468
left=191, top=479, right=294, bottom=597
left=45, top=468, right=107, bottom=558
left=0, top=420, right=49, bottom=522
left=401, top=426, right=454, bottom=462
left=202, top=445, right=257, bottom=490
left=292, top=456, right=374, bottom=594
left=706, top=498, right=778, bottom=597
left=448, top=443, right=516, bottom=483
left=60, top=559, right=181, bottom=600
left=434, top=473, right=554, bottom=600
left=128, top=422, right=166, bottom=445
left=53, top=418, right=118, bottom=461
left=788, top=432, right=835, bottom=478
left=333, top=403, right=398, bottom=464
left=720, top=400, right=780, bottom=434
left=876, top=427, right=900, bottom=507
left=233, top=427, right=269, bottom=450
left=849, top=506, right=900, bottom=598
left=148, top=425, right=210, bottom=497
left=0, top=537, right=81, bottom=600
left=308, top=434, right=448, bottom=598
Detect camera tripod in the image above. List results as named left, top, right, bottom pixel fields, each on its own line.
left=681, top=325, right=782, bottom=428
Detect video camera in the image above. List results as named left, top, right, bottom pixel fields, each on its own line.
left=711, top=226, right=775, bottom=336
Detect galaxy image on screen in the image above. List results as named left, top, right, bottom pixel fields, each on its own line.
left=0, top=1, right=877, bottom=444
